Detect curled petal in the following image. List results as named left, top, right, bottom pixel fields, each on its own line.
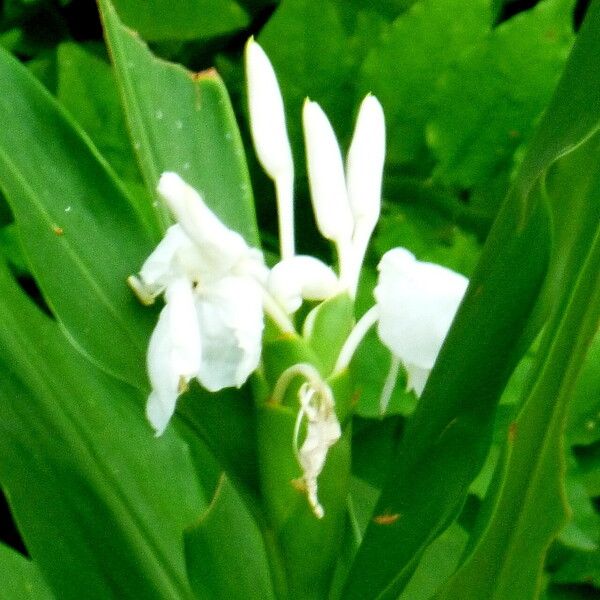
left=138, top=225, right=199, bottom=291
left=295, top=382, right=341, bottom=519
left=268, top=255, right=339, bottom=313
left=146, top=277, right=201, bottom=435
left=303, top=100, right=354, bottom=244
left=375, top=247, right=468, bottom=372
left=195, top=275, right=264, bottom=392
left=157, top=172, right=249, bottom=278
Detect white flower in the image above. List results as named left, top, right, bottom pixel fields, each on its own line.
left=374, top=247, right=468, bottom=396
left=245, top=38, right=293, bottom=186
left=267, top=255, right=339, bottom=314
left=145, top=277, right=201, bottom=435
left=130, top=172, right=266, bottom=435
left=194, top=275, right=264, bottom=392
left=346, top=95, right=385, bottom=231
left=245, top=38, right=386, bottom=307
left=302, top=96, right=386, bottom=297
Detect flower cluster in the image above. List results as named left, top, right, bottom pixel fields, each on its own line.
left=129, top=38, right=468, bottom=516
left=127, top=172, right=268, bottom=435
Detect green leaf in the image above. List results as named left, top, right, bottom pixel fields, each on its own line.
left=567, top=327, right=600, bottom=446
left=399, top=524, right=469, bottom=600
left=255, top=0, right=393, bottom=167
left=0, top=45, right=155, bottom=389
left=0, top=223, right=27, bottom=274
left=55, top=42, right=158, bottom=237
left=359, top=0, right=492, bottom=165
left=343, top=0, right=600, bottom=596
left=303, top=293, right=355, bottom=376
left=184, top=474, right=276, bottom=599
left=0, top=543, right=54, bottom=600
left=56, top=42, right=139, bottom=183
left=428, top=0, right=575, bottom=191
left=552, top=548, right=600, bottom=588
left=436, top=211, right=600, bottom=599
left=0, top=258, right=205, bottom=599
left=99, top=0, right=259, bottom=244
left=110, top=0, right=249, bottom=42
left=176, top=384, right=260, bottom=494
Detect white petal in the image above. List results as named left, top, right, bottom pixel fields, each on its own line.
left=303, top=100, right=354, bottom=244
left=346, top=94, right=385, bottom=231
left=195, top=275, right=264, bottom=392
left=405, top=363, right=430, bottom=397
left=245, top=38, right=294, bottom=181
left=146, top=278, right=201, bottom=435
left=375, top=248, right=468, bottom=369
left=268, top=255, right=339, bottom=313
left=135, top=225, right=193, bottom=296
left=157, top=172, right=249, bottom=276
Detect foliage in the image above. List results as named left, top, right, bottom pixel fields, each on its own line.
left=0, top=0, right=599, bottom=598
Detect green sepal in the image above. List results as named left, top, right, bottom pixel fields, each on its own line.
left=304, top=293, right=355, bottom=376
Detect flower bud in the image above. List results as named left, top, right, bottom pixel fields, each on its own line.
left=268, top=255, right=339, bottom=313
left=302, top=99, right=354, bottom=244
left=245, top=38, right=294, bottom=181
left=346, top=94, right=385, bottom=232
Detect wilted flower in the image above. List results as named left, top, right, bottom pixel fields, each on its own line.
left=375, top=248, right=468, bottom=397
left=294, top=382, right=341, bottom=519
left=129, top=172, right=266, bottom=435
left=272, top=363, right=341, bottom=518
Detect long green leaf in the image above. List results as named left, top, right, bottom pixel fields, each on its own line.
left=343, top=1, right=600, bottom=597
left=435, top=133, right=600, bottom=598
left=440, top=124, right=600, bottom=600
left=0, top=543, right=54, bottom=600
left=184, top=474, right=276, bottom=599
left=98, top=0, right=259, bottom=244
left=0, top=259, right=205, bottom=599
left=0, top=46, right=155, bottom=390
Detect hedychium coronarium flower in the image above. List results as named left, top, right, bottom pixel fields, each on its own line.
left=128, top=172, right=295, bottom=436
left=131, top=38, right=468, bottom=529
left=334, top=247, right=469, bottom=413
left=245, top=39, right=386, bottom=517
left=302, top=95, right=386, bottom=298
